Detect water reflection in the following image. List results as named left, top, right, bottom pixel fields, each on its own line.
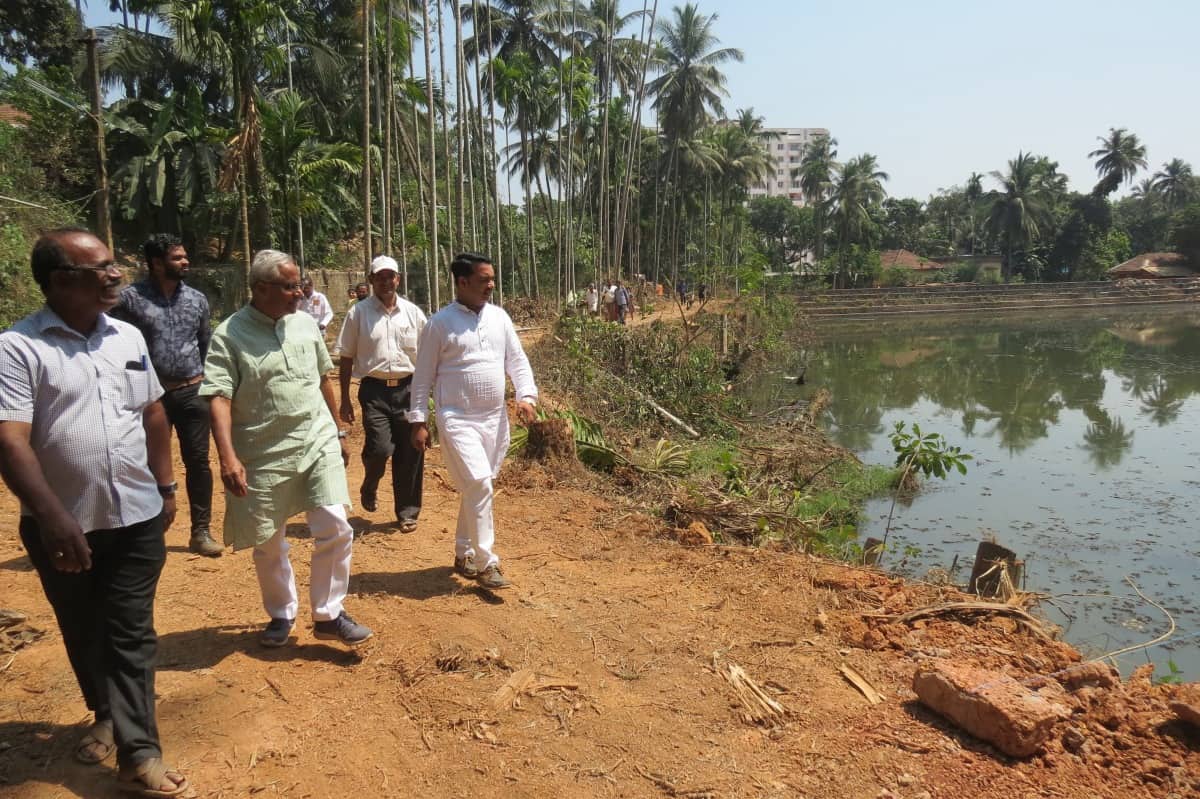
left=742, top=309, right=1200, bottom=676
left=791, top=314, right=1200, bottom=465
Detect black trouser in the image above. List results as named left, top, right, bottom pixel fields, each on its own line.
left=359, top=376, right=425, bottom=521
left=20, top=513, right=166, bottom=768
left=160, top=382, right=212, bottom=533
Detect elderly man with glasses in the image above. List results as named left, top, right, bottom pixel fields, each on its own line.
left=200, top=249, right=372, bottom=648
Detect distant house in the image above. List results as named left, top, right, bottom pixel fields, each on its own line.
left=880, top=249, right=944, bottom=273
left=1108, top=252, right=1196, bottom=279
left=0, top=105, right=30, bottom=128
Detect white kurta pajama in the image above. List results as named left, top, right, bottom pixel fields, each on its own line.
left=409, top=301, right=537, bottom=570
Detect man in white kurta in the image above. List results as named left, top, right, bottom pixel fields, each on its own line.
left=203, top=250, right=372, bottom=648
left=409, top=253, right=537, bottom=590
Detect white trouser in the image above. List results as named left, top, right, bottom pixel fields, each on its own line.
left=253, top=504, right=353, bottom=622
left=453, top=475, right=497, bottom=570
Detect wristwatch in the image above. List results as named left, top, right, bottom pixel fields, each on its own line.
left=337, top=429, right=348, bottom=440
left=157, top=482, right=178, bottom=497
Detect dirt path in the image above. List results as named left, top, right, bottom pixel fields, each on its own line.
left=1, top=380, right=1197, bottom=798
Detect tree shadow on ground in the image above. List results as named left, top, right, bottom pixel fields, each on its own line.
left=156, top=624, right=363, bottom=671
left=352, top=567, right=504, bottom=605
left=0, top=720, right=124, bottom=798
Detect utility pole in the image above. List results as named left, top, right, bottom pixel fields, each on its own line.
left=83, top=29, right=112, bottom=251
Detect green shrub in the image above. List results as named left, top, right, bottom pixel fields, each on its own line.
left=879, top=268, right=913, bottom=287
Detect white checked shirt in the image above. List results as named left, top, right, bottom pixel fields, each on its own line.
left=0, top=307, right=165, bottom=533
left=336, top=295, right=427, bottom=379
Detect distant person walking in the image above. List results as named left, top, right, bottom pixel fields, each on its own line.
left=614, top=280, right=631, bottom=325
left=111, top=234, right=221, bottom=557
left=202, top=249, right=372, bottom=648
left=410, top=253, right=538, bottom=590
left=0, top=228, right=188, bottom=798
left=337, top=255, right=427, bottom=532
left=349, top=282, right=370, bottom=307
left=300, top=277, right=333, bottom=333
left=601, top=282, right=616, bottom=322
left=585, top=283, right=599, bottom=317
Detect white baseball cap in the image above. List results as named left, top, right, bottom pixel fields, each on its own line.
left=370, top=255, right=399, bottom=274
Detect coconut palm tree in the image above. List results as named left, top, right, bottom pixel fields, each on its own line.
left=646, top=3, right=742, bottom=280
left=1088, top=127, right=1147, bottom=197
left=711, top=108, right=774, bottom=264
left=1151, top=158, right=1196, bottom=210
left=796, top=132, right=837, bottom=260
left=986, top=151, right=1054, bottom=282
left=829, top=153, right=888, bottom=281
left=646, top=3, right=742, bottom=143
left=461, top=0, right=560, bottom=68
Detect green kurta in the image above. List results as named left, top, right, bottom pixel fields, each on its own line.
left=200, top=304, right=350, bottom=549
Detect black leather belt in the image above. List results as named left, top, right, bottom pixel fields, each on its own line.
left=162, top=374, right=203, bottom=391
left=362, top=375, right=411, bottom=388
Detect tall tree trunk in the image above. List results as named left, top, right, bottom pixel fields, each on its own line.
left=453, top=0, right=468, bottom=249
left=421, top=0, right=441, bottom=308
left=484, top=5, right=503, bottom=302
left=435, top=0, right=455, bottom=256
left=521, top=127, right=537, bottom=298
left=383, top=0, right=394, bottom=255
left=361, top=0, right=374, bottom=275
left=613, top=0, right=658, bottom=280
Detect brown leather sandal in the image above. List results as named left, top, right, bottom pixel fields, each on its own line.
left=75, top=719, right=114, bottom=764
left=117, top=757, right=189, bottom=798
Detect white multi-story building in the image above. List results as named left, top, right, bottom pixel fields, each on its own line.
left=747, top=127, right=830, bottom=206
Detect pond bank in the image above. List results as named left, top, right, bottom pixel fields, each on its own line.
left=797, top=277, right=1200, bottom=320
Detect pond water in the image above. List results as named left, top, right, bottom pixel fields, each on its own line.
left=750, top=307, right=1200, bottom=678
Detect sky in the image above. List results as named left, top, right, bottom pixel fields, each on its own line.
left=78, top=0, right=1199, bottom=201
left=703, top=0, right=1200, bottom=198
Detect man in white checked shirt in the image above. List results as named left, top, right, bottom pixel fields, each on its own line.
left=0, top=229, right=189, bottom=797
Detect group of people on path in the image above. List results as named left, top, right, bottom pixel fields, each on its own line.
left=585, top=280, right=633, bottom=324
left=0, top=229, right=537, bottom=797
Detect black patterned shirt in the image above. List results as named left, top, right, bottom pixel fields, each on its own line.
left=111, top=279, right=211, bottom=382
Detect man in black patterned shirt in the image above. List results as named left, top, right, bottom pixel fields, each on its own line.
left=112, top=235, right=221, bottom=556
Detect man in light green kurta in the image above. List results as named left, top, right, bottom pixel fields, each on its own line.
left=201, top=249, right=372, bottom=648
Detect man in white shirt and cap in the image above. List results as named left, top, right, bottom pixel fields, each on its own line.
left=300, top=277, right=333, bottom=333
left=409, top=253, right=537, bottom=590
left=337, top=255, right=427, bottom=531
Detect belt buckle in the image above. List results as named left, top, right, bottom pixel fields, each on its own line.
left=385, top=378, right=400, bottom=388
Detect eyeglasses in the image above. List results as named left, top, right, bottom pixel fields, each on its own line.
left=57, top=262, right=124, bottom=276
left=261, top=281, right=303, bottom=292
